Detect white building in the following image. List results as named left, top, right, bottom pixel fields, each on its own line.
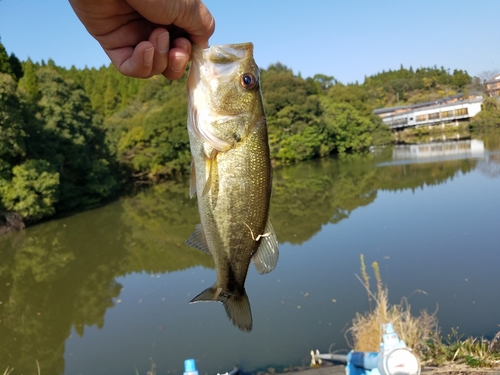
left=373, top=96, right=483, bottom=129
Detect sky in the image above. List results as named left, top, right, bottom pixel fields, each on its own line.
left=0, top=0, right=499, bottom=84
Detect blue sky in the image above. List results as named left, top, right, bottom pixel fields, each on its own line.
left=0, top=0, right=498, bottom=84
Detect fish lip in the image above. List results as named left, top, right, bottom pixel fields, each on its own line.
left=189, top=42, right=258, bottom=85
left=193, top=42, right=254, bottom=52
left=192, top=42, right=254, bottom=64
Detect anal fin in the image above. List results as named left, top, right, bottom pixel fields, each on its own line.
left=185, top=224, right=211, bottom=254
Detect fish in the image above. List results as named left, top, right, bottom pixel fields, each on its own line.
left=185, top=42, right=279, bottom=332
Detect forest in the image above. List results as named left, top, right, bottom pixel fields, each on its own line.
left=1, top=39, right=497, bottom=226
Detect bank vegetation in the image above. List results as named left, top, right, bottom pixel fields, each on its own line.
left=2, top=40, right=498, bottom=226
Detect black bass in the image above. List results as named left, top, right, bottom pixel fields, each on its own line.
left=185, top=43, right=279, bottom=332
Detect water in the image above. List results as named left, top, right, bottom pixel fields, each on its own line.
left=1, top=133, right=500, bottom=375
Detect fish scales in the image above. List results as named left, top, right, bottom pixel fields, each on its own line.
left=186, top=43, right=279, bottom=332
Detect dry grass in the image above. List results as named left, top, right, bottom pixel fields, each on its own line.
left=346, top=255, right=440, bottom=357
left=345, top=255, right=500, bottom=370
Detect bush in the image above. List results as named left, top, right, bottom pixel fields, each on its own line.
left=0, top=160, right=59, bottom=222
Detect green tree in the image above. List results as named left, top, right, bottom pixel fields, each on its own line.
left=452, top=69, right=472, bottom=89
left=0, top=73, right=25, bottom=178
left=8, top=53, right=23, bottom=81
left=115, top=77, right=191, bottom=180
left=305, top=74, right=337, bottom=95
left=261, top=63, right=308, bottom=117
left=470, top=98, right=500, bottom=128
left=34, top=67, right=118, bottom=210
left=275, top=125, right=324, bottom=163
left=327, top=83, right=371, bottom=114
left=0, top=159, right=59, bottom=222
left=18, top=58, right=40, bottom=101
left=0, top=41, right=13, bottom=77
left=320, top=98, right=374, bottom=154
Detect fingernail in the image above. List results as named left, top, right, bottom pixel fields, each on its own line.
left=156, top=32, right=169, bottom=54
left=170, top=54, right=188, bottom=72
left=144, top=47, right=154, bottom=66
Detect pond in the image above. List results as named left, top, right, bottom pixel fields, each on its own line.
left=1, top=132, right=500, bottom=375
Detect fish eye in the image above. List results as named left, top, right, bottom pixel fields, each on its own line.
left=240, top=73, right=257, bottom=90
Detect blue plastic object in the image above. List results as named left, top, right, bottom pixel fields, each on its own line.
left=347, top=351, right=379, bottom=370
left=184, top=359, right=198, bottom=375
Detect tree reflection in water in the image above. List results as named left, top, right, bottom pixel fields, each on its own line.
left=0, top=145, right=488, bottom=374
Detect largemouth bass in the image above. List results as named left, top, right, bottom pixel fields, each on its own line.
left=185, top=43, right=279, bottom=332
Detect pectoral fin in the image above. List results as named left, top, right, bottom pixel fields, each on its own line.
left=189, top=159, right=196, bottom=198
left=185, top=224, right=211, bottom=254
left=202, top=149, right=217, bottom=196
left=252, top=219, right=279, bottom=275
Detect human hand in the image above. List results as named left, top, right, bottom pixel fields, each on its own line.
left=69, top=0, right=215, bottom=79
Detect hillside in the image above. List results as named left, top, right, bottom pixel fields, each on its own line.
left=0, top=41, right=481, bottom=225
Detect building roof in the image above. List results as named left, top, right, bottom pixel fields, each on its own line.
left=372, top=94, right=463, bottom=115
left=485, top=74, right=500, bottom=84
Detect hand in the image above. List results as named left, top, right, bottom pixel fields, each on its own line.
left=69, top=0, right=215, bottom=79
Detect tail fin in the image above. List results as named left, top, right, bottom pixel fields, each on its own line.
left=190, top=286, right=253, bottom=332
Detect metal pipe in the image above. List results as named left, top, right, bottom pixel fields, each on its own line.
left=315, top=353, right=348, bottom=363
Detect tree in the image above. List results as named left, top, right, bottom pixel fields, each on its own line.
left=34, top=67, right=118, bottom=210
left=0, top=159, right=59, bottom=222
left=478, top=69, right=500, bottom=83
left=18, top=58, right=40, bottom=101
left=305, top=74, right=337, bottom=95
left=0, top=41, right=13, bottom=77
left=320, top=98, right=374, bottom=154
left=327, top=83, right=371, bottom=114
left=261, top=64, right=308, bottom=117
left=275, top=125, right=324, bottom=163
left=451, top=69, right=471, bottom=89
left=469, top=98, right=500, bottom=129
left=8, top=53, right=23, bottom=81
left=115, top=77, right=191, bottom=180
left=0, top=73, right=25, bottom=178
left=1, top=65, right=119, bottom=223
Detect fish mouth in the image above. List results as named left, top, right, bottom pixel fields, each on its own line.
left=192, top=42, right=254, bottom=65
left=187, top=42, right=256, bottom=103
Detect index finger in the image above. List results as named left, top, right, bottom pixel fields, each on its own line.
left=126, top=0, right=215, bottom=47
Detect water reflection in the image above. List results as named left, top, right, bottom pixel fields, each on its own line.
left=0, top=206, right=126, bottom=374
left=120, top=182, right=214, bottom=274
left=1, top=133, right=500, bottom=374
left=392, top=139, right=484, bottom=161
left=477, top=153, right=500, bottom=178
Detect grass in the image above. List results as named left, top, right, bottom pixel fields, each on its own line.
left=423, top=328, right=500, bottom=369
left=346, top=255, right=500, bottom=369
